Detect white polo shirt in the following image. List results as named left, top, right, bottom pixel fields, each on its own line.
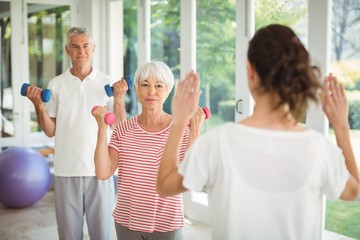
left=46, top=68, right=114, bottom=176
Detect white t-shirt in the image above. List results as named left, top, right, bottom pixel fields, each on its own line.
left=179, top=122, right=349, bottom=240
left=46, top=68, right=115, bottom=176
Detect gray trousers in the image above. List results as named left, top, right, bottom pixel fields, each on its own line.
left=54, top=176, right=115, bottom=240
left=115, top=222, right=183, bottom=240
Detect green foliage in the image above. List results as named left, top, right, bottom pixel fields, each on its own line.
left=151, top=0, right=181, bottom=77
left=208, top=83, right=234, bottom=114
left=353, top=80, right=360, bottom=91
left=325, top=199, right=360, bottom=239
left=123, top=0, right=138, bottom=77
left=255, top=0, right=307, bottom=30
left=331, top=60, right=360, bottom=91
left=197, top=0, right=236, bottom=89
left=123, top=0, right=308, bottom=120
left=196, top=0, right=308, bottom=121
left=218, top=100, right=235, bottom=122
left=348, top=100, right=360, bottom=129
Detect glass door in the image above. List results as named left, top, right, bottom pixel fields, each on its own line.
left=184, top=0, right=308, bottom=226
left=325, top=0, right=360, bottom=238
left=123, top=0, right=138, bottom=117
left=123, top=0, right=182, bottom=117
left=151, top=0, right=180, bottom=113
left=26, top=3, right=71, bottom=142
left=0, top=0, right=21, bottom=149
left=0, top=0, right=74, bottom=150
left=0, top=1, right=12, bottom=140
left=184, top=0, right=237, bottom=225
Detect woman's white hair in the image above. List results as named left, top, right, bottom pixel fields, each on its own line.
left=133, top=61, right=174, bottom=93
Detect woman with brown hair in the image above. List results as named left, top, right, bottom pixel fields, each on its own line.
left=157, top=24, right=360, bottom=239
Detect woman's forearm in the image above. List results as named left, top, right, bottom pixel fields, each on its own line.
left=157, top=121, right=187, bottom=196
left=333, top=124, right=359, bottom=182
left=94, top=128, right=116, bottom=180
left=113, top=97, right=127, bottom=126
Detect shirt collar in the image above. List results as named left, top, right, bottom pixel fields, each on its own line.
left=66, top=67, right=98, bottom=81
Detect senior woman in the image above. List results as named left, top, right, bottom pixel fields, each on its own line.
left=92, top=61, right=206, bottom=240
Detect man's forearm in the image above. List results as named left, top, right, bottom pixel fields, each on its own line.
left=36, top=104, right=56, bottom=137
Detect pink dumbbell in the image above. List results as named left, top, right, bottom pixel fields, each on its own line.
left=202, top=107, right=211, bottom=120
left=187, top=107, right=211, bottom=126
left=91, top=106, right=116, bottom=125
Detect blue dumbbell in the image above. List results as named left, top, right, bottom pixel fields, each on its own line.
left=20, top=83, right=51, bottom=102
left=104, top=76, right=133, bottom=97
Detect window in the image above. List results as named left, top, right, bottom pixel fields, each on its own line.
left=197, top=0, right=236, bottom=132
left=27, top=4, right=70, bottom=132
left=0, top=1, right=13, bottom=138
left=325, top=0, right=360, bottom=238
left=151, top=0, right=180, bottom=114
left=123, top=0, right=138, bottom=116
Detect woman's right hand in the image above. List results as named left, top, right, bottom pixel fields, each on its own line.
left=322, top=73, right=349, bottom=131
left=171, top=70, right=201, bottom=126
left=92, top=106, right=111, bottom=128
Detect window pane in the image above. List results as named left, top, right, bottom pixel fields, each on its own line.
left=123, top=0, right=138, bottom=117
left=197, top=0, right=236, bottom=132
left=151, top=0, right=180, bottom=114
left=326, top=0, right=360, bottom=238
left=0, top=1, right=13, bottom=138
left=255, top=0, right=308, bottom=34
left=255, top=0, right=308, bottom=123
left=27, top=4, right=70, bottom=133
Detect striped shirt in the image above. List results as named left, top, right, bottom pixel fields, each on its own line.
left=109, top=116, right=189, bottom=233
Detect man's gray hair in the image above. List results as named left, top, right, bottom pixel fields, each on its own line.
left=66, top=26, right=93, bottom=46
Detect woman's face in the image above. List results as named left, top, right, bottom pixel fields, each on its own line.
left=136, top=75, right=169, bottom=111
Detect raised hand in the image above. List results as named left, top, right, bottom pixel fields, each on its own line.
left=112, top=77, right=129, bottom=98
left=322, top=73, right=349, bottom=130
left=25, top=85, right=46, bottom=107
left=91, top=106, right=113, bottom=127
left=171, top=70, right=201, bottom=125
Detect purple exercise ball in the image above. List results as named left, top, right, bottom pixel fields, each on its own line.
left=0, top=147, right=51, bottom=208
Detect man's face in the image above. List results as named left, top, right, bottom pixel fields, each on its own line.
left=65, top=33, right=94, bottom=68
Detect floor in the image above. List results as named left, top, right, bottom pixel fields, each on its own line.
left=0, top=190, right=212, bottom=240
left=0, top=190, right=356, bottom=240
